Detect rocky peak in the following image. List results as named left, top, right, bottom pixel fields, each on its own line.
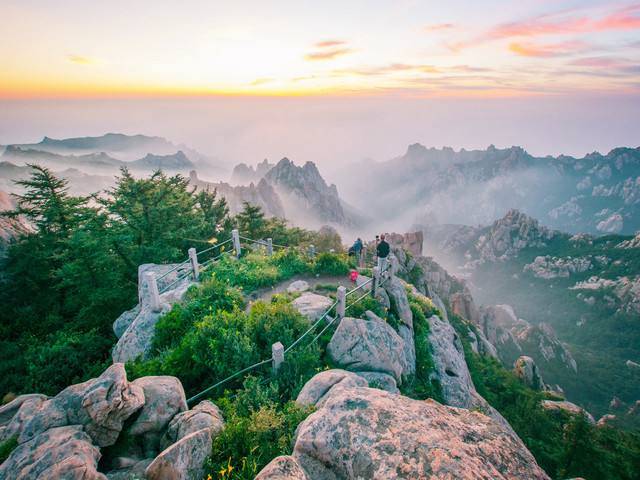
left=474, top=209, right=557, bottom=262
left=264, top=157, right=348, bottom=225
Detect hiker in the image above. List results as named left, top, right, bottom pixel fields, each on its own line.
left=352, top=237, right=363, bottom=264
left=376, top=234, right=390, bottom=272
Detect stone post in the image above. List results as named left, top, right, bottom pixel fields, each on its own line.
left=359, top=246, right=367, bottom=268
left=272, top=342, right=284, bottom=373
left=188, top=247, right=199, bottom=281
left=337, top=286, right=347, bottom=319
left=372, top=266, right=380, bottom=298
left=232, top=229, right=241, bottom=258
left=145, top=271, right=161, bottom=312
left=308, top=244, right=316, bottom=259
left=266, top=238, right=273, bottom=256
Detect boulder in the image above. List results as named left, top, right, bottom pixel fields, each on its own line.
left=450, top=288, right=480, bottom=324
left=355, top=371, right=399, bottom=394
left=0, top=394, right=47, bottom=427
left=4, top=364, right=144, bottom=447
left=106, top=459, right=153, bottom=480
left=383, top=277, right=413, bottom=328
left=296, top=370, right=367, bottom=408
left=112, top=305, right=169, bottom=363
left=541, top=400, right=595, bottom=424
left=286, top=387, right=550, bottom=479
left=1, top=393, right=66, bottom=444
left=374, top=286, right=390, bottom=309
left=113, top=304, right=141, bottom=339
left=162, top=400, right=224, bottom=449
left=427, top=315, right=476, bottom=409
left=145, top=428, right=213, bottom=480
left=256, top=455, right=308, bottom=480
left=112, top=263, right=194, bottom=363
left=287, top=280, right=310, bottom=293
left=128, top=376, right=187, bottom=455
left=291, top=292, right=334, bottom=322
left=0, top=425, right=106, bottom=480
left=597, top=414, right=616, bottom=427
left=327, top=316, right=406, bottom=382
left=82, top=363, right=146, bottom=447
left=514, top=356, right=546, bottom=390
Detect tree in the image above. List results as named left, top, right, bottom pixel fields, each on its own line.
left=236, top=202, right=266, bottom=240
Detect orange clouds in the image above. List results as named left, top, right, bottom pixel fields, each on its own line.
left=509, top=41, right=588, bottom=58
left=486, top=4, right=640, bottom=41
left=305, top=40, right=353, bottom=61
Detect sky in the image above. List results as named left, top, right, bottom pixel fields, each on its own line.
left=1, top=0, right=640, bottom=166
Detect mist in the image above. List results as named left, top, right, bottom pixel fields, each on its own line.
left=2, top=94, right=639, bottom=180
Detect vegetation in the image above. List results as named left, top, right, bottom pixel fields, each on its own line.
left=2, top=166, right=638, bottom=479
left=0, top=436, right=18, bottom=464
left=448, top=312, right=640, bottom=480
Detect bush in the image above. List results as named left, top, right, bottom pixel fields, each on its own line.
left=153, top=279, right=244, bottom=352
left=313, top=253, right=350, bottom=276
left=207, top=377, right=313, bottom=480
left=0, top=436, right=18, bottom=464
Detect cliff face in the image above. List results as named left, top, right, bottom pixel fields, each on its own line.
left=264, top=158, right=348, bottom=226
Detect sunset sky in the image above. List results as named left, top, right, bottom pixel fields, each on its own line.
left=2, top=0, right=640, bottom=98
left=1, top=1, right=640, bottom=163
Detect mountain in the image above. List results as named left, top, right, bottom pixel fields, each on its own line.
left=128, top=151, right=194, bottom=170
left=229, top=159, right=274, bottom=185
left=264, top=158, right=350, bottom=227
left=422, top=209, right=640, bottom=417
left=227, top=157, right=365, bottom=229
left=0, top=190, right=32, bottom=249
left=342, top=143, right=640, bottom=235
left=6, top=133, right=178, bottom=160
left=188, top=170, right=285, bottom=217
left=1, top=147, right=194, bottom=173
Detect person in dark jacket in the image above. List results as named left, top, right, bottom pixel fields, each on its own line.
left=352, top=237, right=363, bottom=263
left=376, top=234, right=390, bottom=272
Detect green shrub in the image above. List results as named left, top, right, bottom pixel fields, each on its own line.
left=207, top=393, right=313, bottom=480
left=153, top=278, right=244, bottom=352
left=313, top=253, right=350, bottom=276
left=0, top=436, right=18, bottom=464
left=247, top=300, right=310, bottom=359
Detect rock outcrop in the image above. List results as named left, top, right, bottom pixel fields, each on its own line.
left=514, top=356, right=546, bottom=390
left=0, top=425, right=106, bottom=480
left=295, top=369, right=368, bottom=408
left=541, top=400, right=595, bottom=424
left=327, top=315, right=407, bottom=383
left=258, top=384, right=550, bottom=479
left=291, top=292, right=334, bottom=322
left=112, top=263, right=195, bottom=363
left=0, top=364, right=224, bottom=480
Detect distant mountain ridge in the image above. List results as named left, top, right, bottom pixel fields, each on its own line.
left=1, top=146, right=194, bottom=171
left=345, top=143, right=640, bottom=235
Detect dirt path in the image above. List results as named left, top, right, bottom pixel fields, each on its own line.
left=247, top=273, right=356, bottom=304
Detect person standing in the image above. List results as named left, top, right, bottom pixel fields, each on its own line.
left=376, top=234, right=390, bottom=273
left=352, top=237, right=363, bottom=264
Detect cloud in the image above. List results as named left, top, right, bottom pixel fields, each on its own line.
left=424, top=23, right=455, bottom=32
left=332, top=63, right=440, bottom=76
left=249, top=78, right=274, bottom=86
left=455, top=3, right=640, bottom=50
left=314, top=40, right=346, bottom=48
left=67, top=54, right=93, bottom=65
left=305, top=40, right=353, bottom=61
left=509, top=40, right=588, bottom=58
left=305, top=48, right=353, bottom=61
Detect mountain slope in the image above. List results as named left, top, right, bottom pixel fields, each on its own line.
left=343, top=144, right=640, bottom=235
left=422, top=209, right=640, bottom=417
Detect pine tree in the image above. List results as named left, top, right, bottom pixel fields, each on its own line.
left=236, top=202, right=266, bottom=240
